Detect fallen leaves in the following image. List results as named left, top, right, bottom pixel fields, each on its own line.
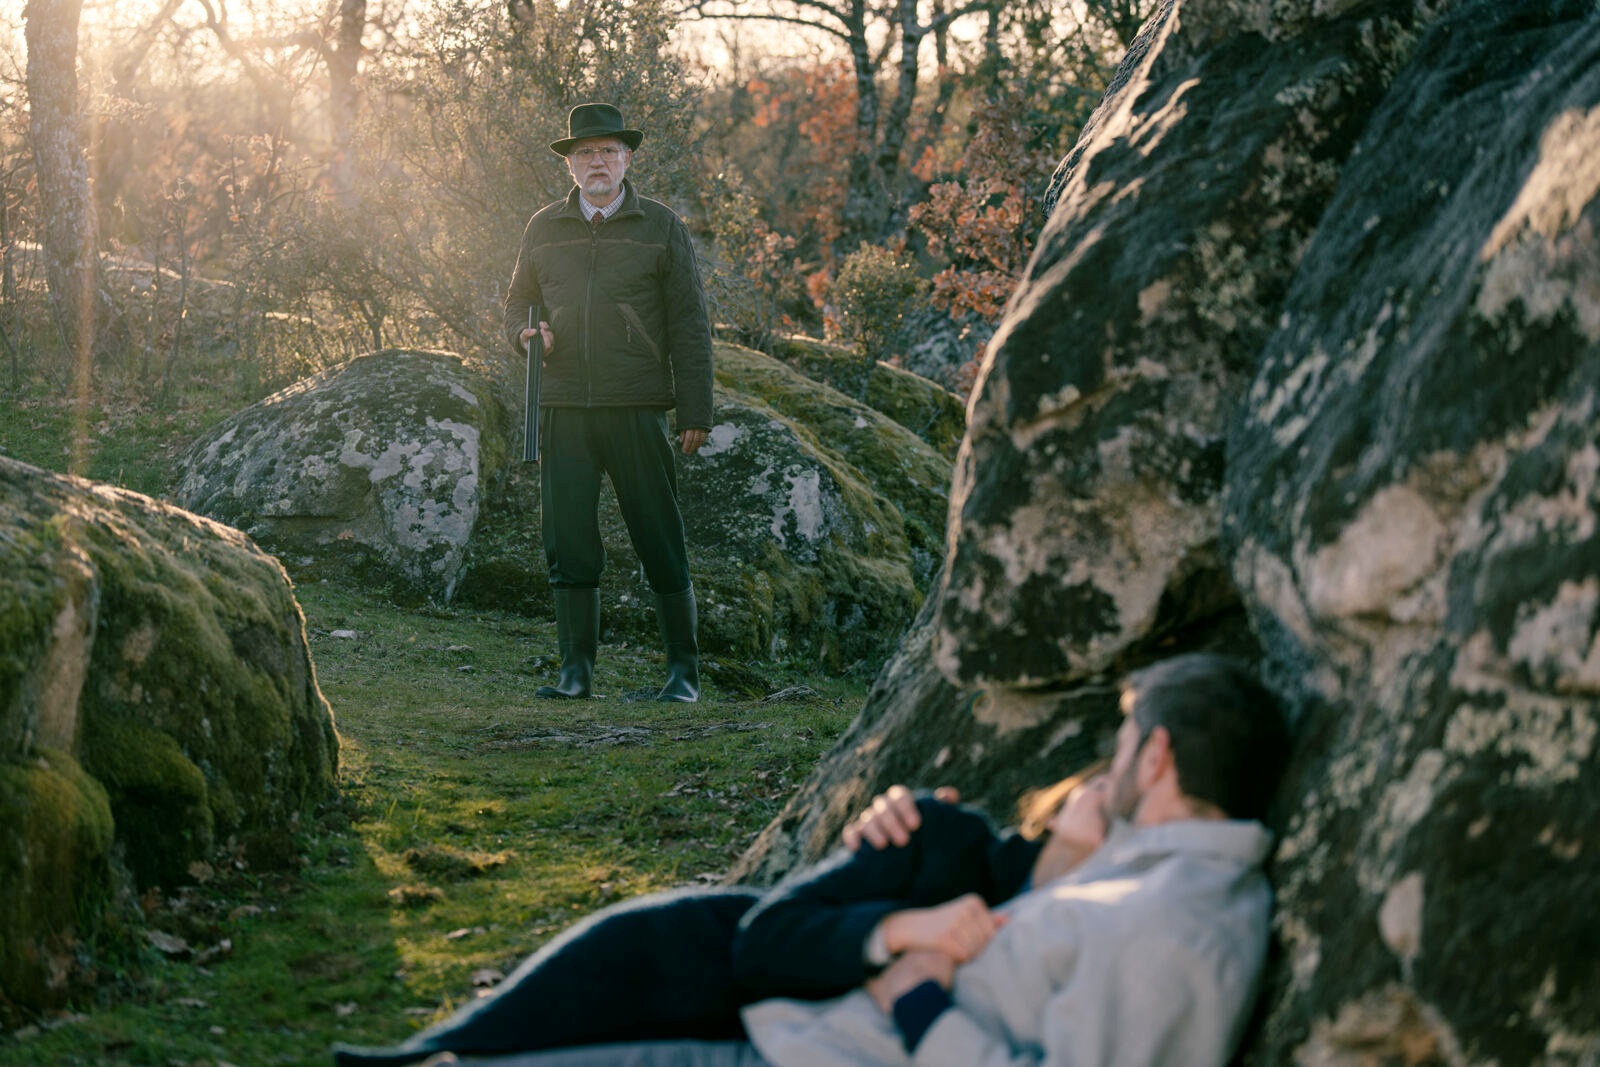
left=401, top=844, right=513, bottom=881
left=387, top=883, right=445, bottom=907
left=146, top=930, right=191, bottom=958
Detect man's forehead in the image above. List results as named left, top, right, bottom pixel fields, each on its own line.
left=572, top=136, right=628, bottom=151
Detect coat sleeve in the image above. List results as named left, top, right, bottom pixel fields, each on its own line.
left=503, top=214, right=544, bottom=357
left=731, top=799, right=1036, bottom=1001
left=661, top=215, right=715, bottom=429
left=909, top=928, right=1232, bottom=1067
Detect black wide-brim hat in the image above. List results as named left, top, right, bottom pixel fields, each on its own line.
left=550, top=103, right=644, bottom=156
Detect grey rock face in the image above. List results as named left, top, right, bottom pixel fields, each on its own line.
left=176, top=350, right=505, bottom=602
left=0, top=457, right=337, bottom=1008
left=1225, top=2, right=1600, bottom=1061
left=935, top=0, right=1424, bottom=689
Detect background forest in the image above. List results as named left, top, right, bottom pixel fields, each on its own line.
left=2, top=0, right=1146, bottom=425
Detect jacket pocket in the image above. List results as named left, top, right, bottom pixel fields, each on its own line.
left=617, top=303, right=662, bottom=362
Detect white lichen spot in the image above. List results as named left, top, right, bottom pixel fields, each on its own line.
left=1372, top=750, right=1448, bottom=875
left=1303, top=484, right=1448, bottom=619
left=1137, top=279, right=1173, bottom=320
left=1443, top=695, right=1597, bottom=787
left=1377, top=871, right=1425, bottom=969
left=1295, top=985, right=1464, bottom=1066
left=1479, top=106, right=1600, bottom=342
left=1233, top=538, right=1316, bottom=646
left=770, top=469, right=826, bottom=545
left=1275, top=911, right=1322, bottom=993
left=698, top=422, right=745, bottom=457
left=970, top=687, right=1063, bottom=734
left=1508, top=577, right=1600, bottom=692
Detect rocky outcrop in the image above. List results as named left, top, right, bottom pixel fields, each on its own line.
left=935, top=0, right=1428, bottom=690
left=0, top=457, right=337, bottom=1009
left=1224, top=3, right=1600, bottom=1061
left=175, top=350, right=506, bottom=603
left=178, top=343, right=945, bottom=670
left=740, top=0, right=1599, bottom=1062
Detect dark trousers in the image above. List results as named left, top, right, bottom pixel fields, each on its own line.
left=331, top=888, right=763, bottom=1066
left=541, top=407, right=691, bottom=595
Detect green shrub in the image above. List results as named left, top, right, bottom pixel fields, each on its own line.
left=830, top=244, right=928, bottom=362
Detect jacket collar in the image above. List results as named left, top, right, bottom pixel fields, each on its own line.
left=1086, top=818, right=1274, bottom=874
left=557, top=178, right=644, bottom=223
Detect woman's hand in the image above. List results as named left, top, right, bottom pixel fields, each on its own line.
left=842, top=784, right=962, bottom=851
left=880, top=893, right=1005, bottom=964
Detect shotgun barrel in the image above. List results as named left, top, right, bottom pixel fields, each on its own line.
left=522, top=305, right=543, bottom=462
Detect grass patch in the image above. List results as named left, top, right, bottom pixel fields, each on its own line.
left=0, top=580, right=862, bottom=1066
left=0, top=367, right=245, bottom=497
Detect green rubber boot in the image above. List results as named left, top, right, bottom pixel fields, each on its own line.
left=536, top=587, right=599, bottom=699
left=654, top=587, right=700, bottom=703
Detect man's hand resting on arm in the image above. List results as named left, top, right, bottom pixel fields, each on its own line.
left=879, top=893, right=1005, bottom=964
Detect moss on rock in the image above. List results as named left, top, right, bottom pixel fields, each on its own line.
left=0, top=748, right=115, bottom=1010
left=769, top=335, right=967, bottom=460
left=0, top=455, right=339, bottom=1011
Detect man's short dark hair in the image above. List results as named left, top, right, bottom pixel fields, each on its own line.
left=1124, top=653, right=1290, bottom=822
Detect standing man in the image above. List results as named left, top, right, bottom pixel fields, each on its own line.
left=504, top=103, right=714, bottom=703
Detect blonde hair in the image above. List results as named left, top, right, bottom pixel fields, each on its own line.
left=1015, top=758, right=1111, bottom=840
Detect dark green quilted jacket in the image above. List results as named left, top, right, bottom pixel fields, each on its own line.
left=502, top=181, right=715, bottom=429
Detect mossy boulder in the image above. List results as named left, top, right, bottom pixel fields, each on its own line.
left=175, top=349, right=507, bottom=603
left=0, top=456, right=338, bottom=1009
left=459, top=342, right=952, bottom=671
left=769, top=335, right=967, bottom=459
left=712, top=345, right=955, bottom=589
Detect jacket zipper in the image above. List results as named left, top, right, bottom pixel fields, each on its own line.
left=583, top=218, right=598, bottom=407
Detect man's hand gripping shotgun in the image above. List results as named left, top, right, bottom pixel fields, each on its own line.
left=522, top=306, right=543, bottom=463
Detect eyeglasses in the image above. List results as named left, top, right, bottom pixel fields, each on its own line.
left=572, top=146, right=625, bottom=162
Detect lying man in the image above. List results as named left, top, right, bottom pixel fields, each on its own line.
left=336, top=652, right=1289, bottom=1067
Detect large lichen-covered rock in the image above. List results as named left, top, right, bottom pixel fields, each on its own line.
left=934, top=0, right=1431, bottom=689
left=459, top=342, right=951, bottom=671
left=1224, top=2, right=1600, bottom=1061
left=741, top=0, right=1600, bottom=1063
left=0, top=456, right=337, bottom=1008
left=175, top=350, right=506, bottom=603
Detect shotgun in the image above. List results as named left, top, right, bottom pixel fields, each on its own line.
left=522, top=305, right=543, bottom=462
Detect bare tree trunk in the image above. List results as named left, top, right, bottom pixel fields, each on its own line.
left=0, top=179, right=20, bottom=390
left=876, top=0, right=928, bottom=235
left=840, top=0, right=883, bottom=246
left=24, top=0, right=97, bottom=411
left=328, top=0, right=367, bottom=201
